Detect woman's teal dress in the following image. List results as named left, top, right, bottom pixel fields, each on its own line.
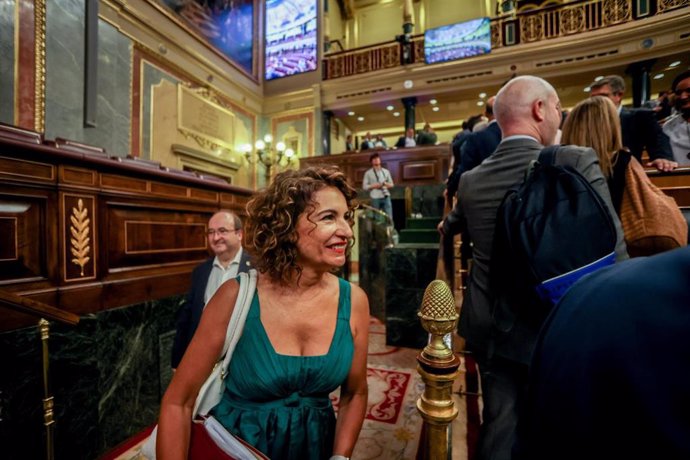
left=211, top=278, right=354, bottom=459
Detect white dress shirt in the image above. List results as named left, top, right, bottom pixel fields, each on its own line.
left=204, top=247, right=243, bottom=305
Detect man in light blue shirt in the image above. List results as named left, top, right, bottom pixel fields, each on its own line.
left=362, top=152, right=394, bottom=221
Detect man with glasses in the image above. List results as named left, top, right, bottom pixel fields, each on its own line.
left=171, top=210, right=252, bottom=369
left=589, top=74, right=677, bottom=171
left=663, top=70, right=690, bottom=165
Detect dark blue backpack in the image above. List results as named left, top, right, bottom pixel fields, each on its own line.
left=490, top=146, right=617, bottom=331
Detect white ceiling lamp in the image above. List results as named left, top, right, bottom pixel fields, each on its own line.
left=432, top=106, right=440, bottom=112
left=594, top=76, right=604, bottom=82
left=393, top=112, right=400, bottom=117
left=669, top=61, right=681, bottom=68
left=348, top=111, right=355, bottom=116
left=477, top=101, right=484, bottom=106
left=654, top=73, right=665, bottom=80
left=357, top=116, right=364, bottom=121
left=430, top=99, right=437, bottom=105
left=479, top=92, right=487, bottom=99
left=584, top=86, right=591, bottom=92
left=386, top=105, right=394, bottom=111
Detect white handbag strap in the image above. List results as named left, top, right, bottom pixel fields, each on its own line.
left=192, top=269, right=257, bottom=417
left=219, top=269, right=257, bottom=377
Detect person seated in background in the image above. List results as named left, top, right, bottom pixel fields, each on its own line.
left=158, top=166, right=370, bottom=460
left=416, top=123, right=438, bottom=145
left=589, top=75, right=677, bottom=171
left=517, top=247, right=690, bottom=460
left=171, top=210, right=252, bottom=369
left=663, top=70, right=690, bottom=165
left=395, top=127, right=417, bottom=148
left=373, top=134, right=387, bottom=148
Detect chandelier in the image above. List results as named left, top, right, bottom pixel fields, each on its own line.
left=241, top=134, right=295, bottom=183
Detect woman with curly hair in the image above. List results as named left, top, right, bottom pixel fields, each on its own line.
left=157, top=166, right=370, bottom=460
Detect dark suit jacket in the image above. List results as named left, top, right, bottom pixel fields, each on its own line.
left=458, top=121, right=502, bottom=176
left=521, top=247, right=690, bottom=459
left=395, top=136, right=414, bottom=148
left=620, top=107, right=672, bottom=162
left=170, top=251, right=252, bottom=368
left=443, top=139, right=627, bottom=364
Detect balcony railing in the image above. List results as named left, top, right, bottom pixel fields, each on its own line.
left=323, top=0, right=689, bottom=80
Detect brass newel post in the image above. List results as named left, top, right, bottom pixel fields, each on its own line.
left=416, top=280, right=460, bottom=460
left=39, top=319, right=55, bottom=460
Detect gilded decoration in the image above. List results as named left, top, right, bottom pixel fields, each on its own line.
left=560, top=6, right=586, bottom=35
left=603, top=0, right=631, bottom=25
left=490, top=22, right=502, bottom=49
left=521, top=15, right=544, bottom=42
left=34, top=0, right=47, bottom=132
left=70, top=199, right=91, bottom=277
left=657, top=0, right=689, bottom=12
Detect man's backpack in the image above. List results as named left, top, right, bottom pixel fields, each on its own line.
left=490, top=146, right=617, bottom=331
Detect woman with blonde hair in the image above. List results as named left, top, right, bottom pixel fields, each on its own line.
left=561, top=95, right=628, bottom=211
left=157, top=166, right=370, bottom=460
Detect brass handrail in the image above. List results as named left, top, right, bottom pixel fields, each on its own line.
left=0, top=290, right=79, bottom=460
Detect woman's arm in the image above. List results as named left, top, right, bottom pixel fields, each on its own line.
left=332, top=283, right=370, bottom=457
left=156, top=279, right=240, bottom=460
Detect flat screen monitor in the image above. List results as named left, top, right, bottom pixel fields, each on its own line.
left=265, top=0, right=318, bottom=81
left=424, top=17, right=491, bottom=65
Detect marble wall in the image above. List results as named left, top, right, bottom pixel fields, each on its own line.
left=45, top=0, right=132, bottom=156
left=142, top=62, right=181, bottom=160
left=384, top=243, right=439, bottom=349
left=0, top=295, right=182, bottom=459
left=0, top=0, right=15, bottom=125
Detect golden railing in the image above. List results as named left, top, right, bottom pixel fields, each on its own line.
left=323, top=0, right=689, bottom=79
left=0, top=290, right=79, bottom=460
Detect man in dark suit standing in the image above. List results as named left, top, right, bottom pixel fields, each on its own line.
left=438, top=76, right=626, bottom=460
left=458, top=96, right=501, bottom=176
left=589, top=75, right=677, bottom=171
left=171, top=210, right=252, bottom=369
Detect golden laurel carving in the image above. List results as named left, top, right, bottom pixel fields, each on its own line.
left=602, top=0, right=631, bottom=25
left=521, top=15, right=544, bottom=42
left=560, top=6, right=585, bottom=35
left=70, top=199, right=91, bottom=277
left=34, top=0, right=47, bottom=132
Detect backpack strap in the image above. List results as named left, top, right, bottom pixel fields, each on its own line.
left=538, top=144, right=561, bottom=166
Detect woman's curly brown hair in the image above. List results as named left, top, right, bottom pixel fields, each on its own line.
left=243, top=165, right=358, bottom=284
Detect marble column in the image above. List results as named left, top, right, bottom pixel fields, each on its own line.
left=322, top=110, right=333, bottom=155
left=402, top=97, right=417, bottom=132
left=626, top=59, right=656, bottom=107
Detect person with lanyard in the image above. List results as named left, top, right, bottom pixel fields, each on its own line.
left=362, top=152, right=394, bottom=221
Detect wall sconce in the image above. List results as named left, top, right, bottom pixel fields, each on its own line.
left=241, top=134, right=295, bottom=183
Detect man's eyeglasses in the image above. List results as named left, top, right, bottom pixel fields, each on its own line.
left=207, top=228, right=238, bottom=236
left=674, top=88, right=690, bottom=97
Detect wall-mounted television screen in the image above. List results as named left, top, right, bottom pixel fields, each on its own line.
left=265, top=0, right=318, bottom=81
left=424, top=17, right=491, bottom=65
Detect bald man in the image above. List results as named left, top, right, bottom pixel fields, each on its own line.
left=171, top=210, right=253, bottom=369
left=439, top=76, right=626, bottom=460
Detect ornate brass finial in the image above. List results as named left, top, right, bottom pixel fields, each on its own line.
left=418, top=279, right=458, bottom=362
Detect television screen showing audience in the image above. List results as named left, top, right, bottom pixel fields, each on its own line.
left=265, top=0, right=318, bottom=81
left=424, top=17, right=491, bottom=65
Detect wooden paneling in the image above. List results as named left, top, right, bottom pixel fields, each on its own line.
left=300, top=145, right=452, bottom=188
left=0, top=125, right=253, bottom=331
